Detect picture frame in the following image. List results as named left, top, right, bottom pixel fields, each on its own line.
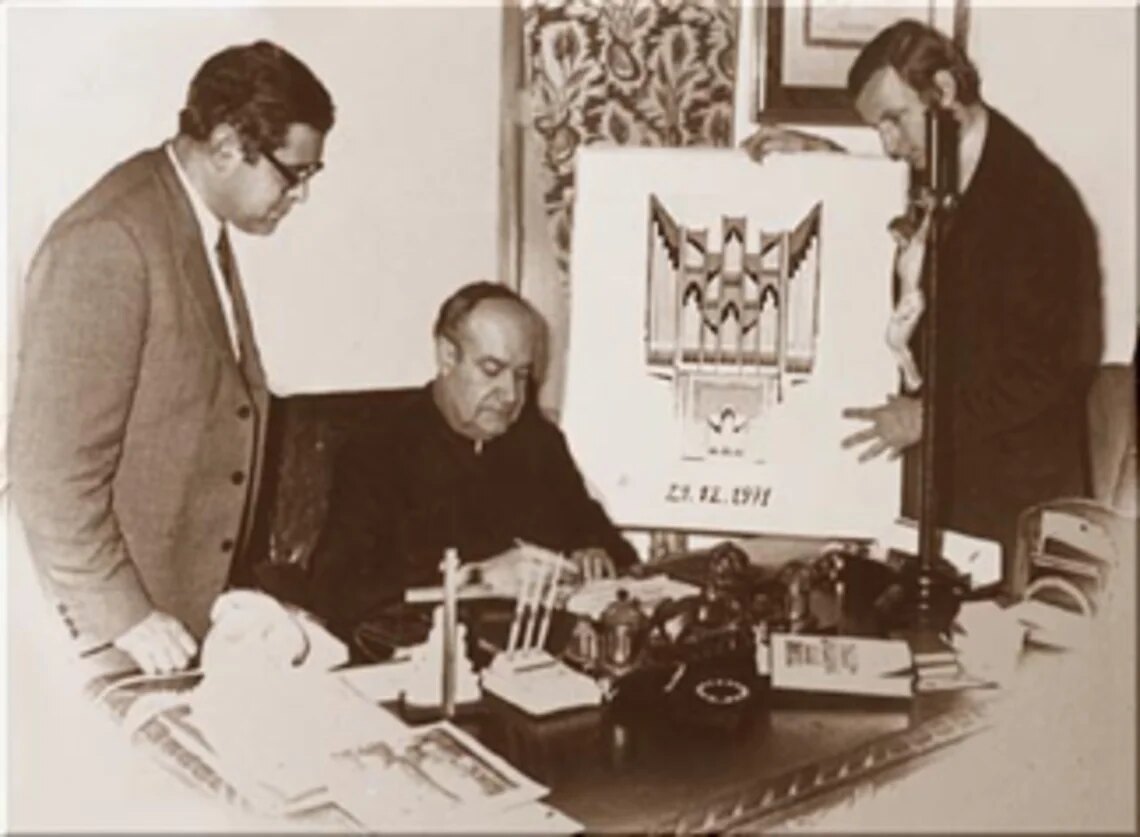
left=753, top=0, right=971, bottom=125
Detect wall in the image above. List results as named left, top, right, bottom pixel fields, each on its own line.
left=6, top=3, right=503, bottom=395
left=734, top=2, right=1137, bottom=364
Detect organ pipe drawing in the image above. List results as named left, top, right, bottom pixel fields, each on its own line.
left=645, top=196, right=822, bottom=461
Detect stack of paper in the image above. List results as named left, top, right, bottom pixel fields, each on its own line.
left=325, top=722, right=553, bottom=830
left=952, top=600, right=1027, bottom=682
left=180, top=669, right=411, bottom=813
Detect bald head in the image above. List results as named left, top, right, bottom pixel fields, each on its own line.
left=433, top=288, right=540, bottom=443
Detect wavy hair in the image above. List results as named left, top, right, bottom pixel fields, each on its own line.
left=178, top=40, right=335, bottom=161
left=847, top=19, right=981, bottom=106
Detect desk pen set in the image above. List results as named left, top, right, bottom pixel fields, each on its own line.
left=401, top=546, right=602, bottom=720
left=479, top=552, right=605, bottom=715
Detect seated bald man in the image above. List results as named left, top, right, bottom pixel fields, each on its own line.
left=308, top=281, right=638, bottom=634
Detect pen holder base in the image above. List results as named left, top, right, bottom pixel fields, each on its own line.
left=398, top=695, right=487, bottom=725
left=481, top=650, right=604, bottom=717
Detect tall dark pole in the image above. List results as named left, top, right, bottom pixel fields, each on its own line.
left=912, top=106, right=959, bottom=655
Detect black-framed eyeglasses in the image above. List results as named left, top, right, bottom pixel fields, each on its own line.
left=260, top=145, right=323, bottom=190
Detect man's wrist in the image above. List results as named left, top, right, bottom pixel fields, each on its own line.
left=112, top=607, right=158, bottom=645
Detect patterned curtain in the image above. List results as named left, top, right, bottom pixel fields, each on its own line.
left=522, top=0, right=738, bottom=560
left=524, top=0, right=738, bottom=278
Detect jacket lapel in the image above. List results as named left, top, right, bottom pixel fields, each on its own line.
left=151, top=149, right=243, bottom=369
left=944, top=108, right=1002, bottom=269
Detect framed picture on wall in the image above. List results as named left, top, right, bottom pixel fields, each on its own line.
left=753, top=0, right=970, bottom=125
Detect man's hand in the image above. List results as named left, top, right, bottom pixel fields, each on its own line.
left=113, top=610, right=198, bottom=674
left=464, top=544, right=598, bottom=597
left=740, top=124, right=846, bottom=163
left=841, top=395, right=923, bottom=462
left=569, top=548, right=617, bottom=582
left=462, top=548, right=535, bottom=598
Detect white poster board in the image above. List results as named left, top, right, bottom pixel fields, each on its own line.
left=563, top=148, right=906, bottom=539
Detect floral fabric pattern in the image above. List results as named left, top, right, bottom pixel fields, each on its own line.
left=525, top=0, right=738, bottom=276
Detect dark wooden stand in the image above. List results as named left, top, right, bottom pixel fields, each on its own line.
left=903, top=106, right=965, bottom=677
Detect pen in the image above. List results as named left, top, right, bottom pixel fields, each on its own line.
left=504, top=563, right=529, bottom=655
left=522, top=559, right=544, bottom=652
left=534, top=557, right=561, bottom=653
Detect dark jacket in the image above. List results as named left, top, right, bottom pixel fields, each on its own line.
left=308, top=384, right=638, bottom=628
left=909, top=108, right=1102, bottom=556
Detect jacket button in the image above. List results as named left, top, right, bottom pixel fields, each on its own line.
left=221, top=539, right=234, bottom=552
left=236, top=405, right=252, bottom=420
left=231, top=471, right=245, bottom=485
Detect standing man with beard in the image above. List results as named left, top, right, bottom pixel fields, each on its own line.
left=9, top=40, right=335, bottom=674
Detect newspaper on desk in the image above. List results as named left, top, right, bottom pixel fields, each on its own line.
left=98, top=666, right=557, bottom=830
left=325, top=721, right=549, bottom=830
left=88, top=589, right=565, bottom=832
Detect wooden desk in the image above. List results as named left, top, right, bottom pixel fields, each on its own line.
left=383, top=588, right=997, bottom=833
left=436, top=678, right=991, bottom=832
left=85, top=627, right=1118, bottom=833
left=74, top=535, right=1133, bottom=834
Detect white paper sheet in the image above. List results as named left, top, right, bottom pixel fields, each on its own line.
left=564, top=148, right=907, bottom=539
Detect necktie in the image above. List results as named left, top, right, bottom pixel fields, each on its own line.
left=214, top=224, right=236, bottom=292
left=214, top=226, right=241, bottom=358
left=214, top=225, right=259, bottom=376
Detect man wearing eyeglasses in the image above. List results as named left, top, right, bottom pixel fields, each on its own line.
left=9, top=40, right=334, bottom=676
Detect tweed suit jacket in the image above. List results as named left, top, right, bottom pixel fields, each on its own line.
left=9, top=147, right=270, bottom=649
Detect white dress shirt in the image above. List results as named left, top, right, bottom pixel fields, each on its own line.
left=164, top=142, right=240, bottom=358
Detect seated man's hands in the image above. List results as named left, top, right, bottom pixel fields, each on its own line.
left=460, top=548, right=536, bottom=598
left=841, top=395, right=923, bottom=462
left=740, top=124, right=846, bottom=162
left=462, top=544, right=620, bottom=597
left=113, top=610, right=198, bottom=675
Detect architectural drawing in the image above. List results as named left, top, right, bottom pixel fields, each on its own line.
left=562, top=148, right=905, bottom=538
left=646, top=196, right=822, bottom=462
